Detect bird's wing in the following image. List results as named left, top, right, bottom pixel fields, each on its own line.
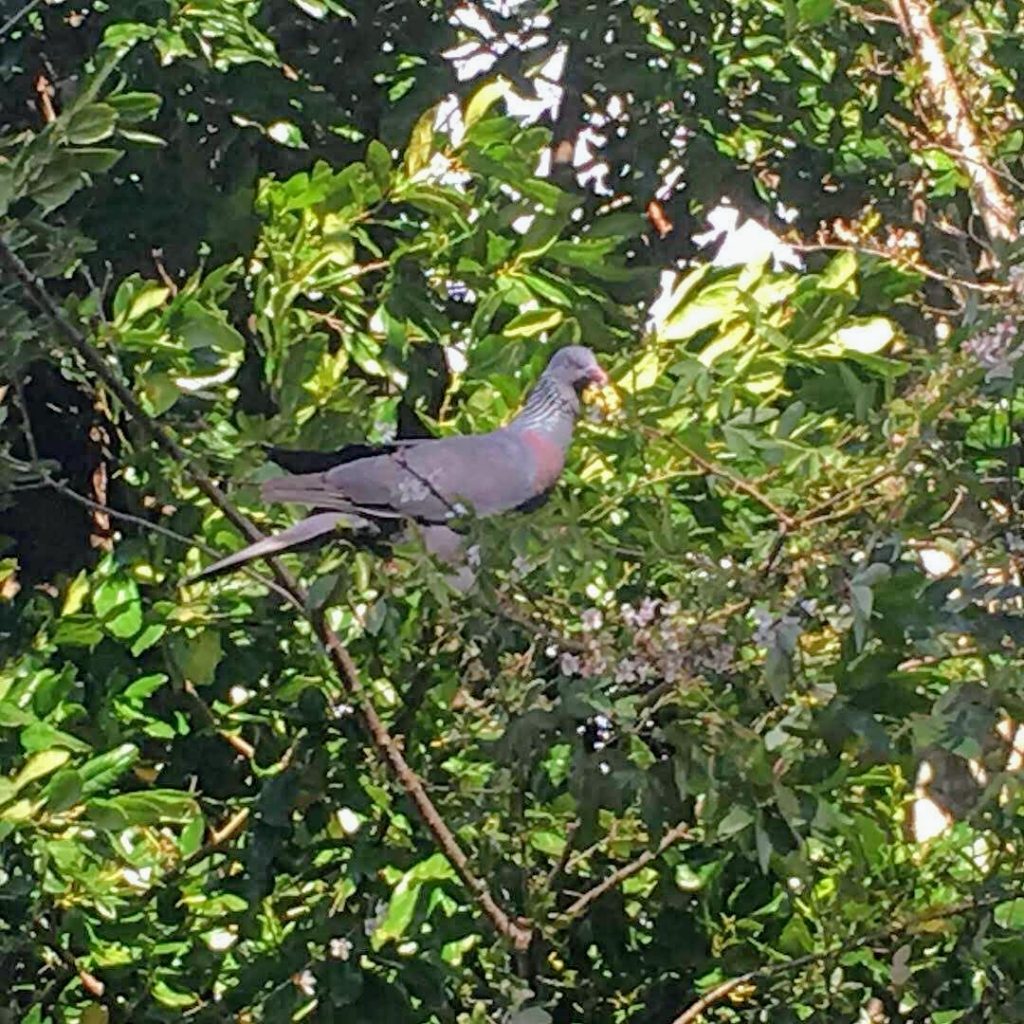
left=261, top=429, right=549, bottom=522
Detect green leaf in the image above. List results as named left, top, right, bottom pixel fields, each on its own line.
left=179, top=814, right=205, bottom=857
left=366, top=140, right=392, bottom=189
left=79, top=744, right=140, bottom=796
left=21, top=722, right=91, bottom=754
left=150, top=980, right=198, bottom=1009
left=717, top=805, right=754, bottom=838
left=675, top=862, right=705, bottom=891
left=93, top=575, right=143, bottom=639
left=142, top=372, right=180, bottom=416
left=504, top=308, right=563, bottom=337
left=117, top=129, right=167, bottom=148
left=464, top=78, right=510, bottom=129
left=798, top=0, right=834, bottom=23
left=66, top=103, right=117, bottom=145
left=122, top=673, right=169, bottom=703
left=170, top=630, right=222, bottom=686
left=995, top=898, right=1024, bottom=929
left=529, top=830, right=566, bottom=856
left=44, top=769, right=83, bottom=813
left=819, top=250, right=858, bottom=291
left=178, top=302, right=244, bottom=354
left=86, top=790, right=199, bottom=830
left=404, top=104, right=439, bottom=177
left=371, top=853, right=455, bottom=949
left=107, top=91, right=162, bottom=123
left=13, top=749, right=70, bottom=793
left=833, top=317, right=895, bottom=355
left=779, top=916, right=815, bottom=955
left=119, top=281, right=170, bottom=324
left=620, top=350, right=660, bottom=393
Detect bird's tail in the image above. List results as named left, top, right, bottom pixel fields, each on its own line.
left=186, top=511, right=348, bottom=583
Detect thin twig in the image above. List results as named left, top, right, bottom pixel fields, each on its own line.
left=655, top=434, right=796, bottom=530
left=0, top=451, right=305, bottom=614
left=184, top=808, right=251, bottom=870
left=0, top=237, right=533, bottom=953
left=543, top=819, right=580, bottom=891
left=0, top=0, right=42, bottom=38
left=552, top=821, right=692, bottom=928
left=789, top=241, right=1011, bottom=293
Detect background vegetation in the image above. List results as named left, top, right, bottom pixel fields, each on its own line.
left=3, top=0, right=1024, bottom=1021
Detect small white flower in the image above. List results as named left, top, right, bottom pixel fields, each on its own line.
left=294, top=970, right=316, bottom=997
left=329, top=937, right=352, bottom=960
left=560, top=652, right=581, bottom=675
left=636, top=597, right=660, bottom=626
left=615, top=658, right=640, bottom=684
left=964, top=318, right=1024, bottom=382
left=581, top=608, right=603, bottom=632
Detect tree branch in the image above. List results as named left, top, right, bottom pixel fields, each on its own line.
left=789, top=240, right=1012, bottom=294
left=552, top=821, right=692, bottom=928
left=0, top=236, right=533, bottom=953
left=654, top=434, right=797, bottom=530
left=887, top=0, right=1018, bottom=245
left=668, top=889, right=1019, bottom=1024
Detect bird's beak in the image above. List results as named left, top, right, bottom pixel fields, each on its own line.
left=580, top=365, right=609, bottom=400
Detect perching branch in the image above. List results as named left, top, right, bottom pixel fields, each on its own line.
left=0, top=236, right=533, bottom=953
left=887, top=0, right=1018, bottom=245
left=668, top=889, right=1021, bottom=1024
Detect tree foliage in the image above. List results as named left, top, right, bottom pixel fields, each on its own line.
left=2, top=1, right=1024, bottom=1022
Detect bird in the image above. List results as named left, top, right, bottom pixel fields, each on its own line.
left=189, top=345, right=609, bottom=585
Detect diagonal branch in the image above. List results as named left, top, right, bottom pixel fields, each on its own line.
left=552, top=821, right=692, bottom=928
left=654, top=433, right=797, bottom=530
left=668, top=889, right=1020, bottom=1024
left=0, top=236, right=533, bottom=953
left=887, top=0, right=1018, bottom=245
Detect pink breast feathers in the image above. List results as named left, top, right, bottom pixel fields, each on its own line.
left=520, top=429, right=567, bottom=492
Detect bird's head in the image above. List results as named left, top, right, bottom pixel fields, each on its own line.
left=544, top=345, right=609, bottom=395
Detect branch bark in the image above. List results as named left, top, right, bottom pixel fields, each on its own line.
left=552, top=821, right=692, bottom=928
left=668, top=889, right=1019, bottom=1024
left=0, top=237, right=533, bottom=953
left=888, top=0, right=1018, bottom=245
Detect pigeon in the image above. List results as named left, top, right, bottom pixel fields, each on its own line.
left=189, top=345, right=608, bottom=585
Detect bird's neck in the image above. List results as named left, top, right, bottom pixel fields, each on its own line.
left=510, top=375, right=579, bottom=447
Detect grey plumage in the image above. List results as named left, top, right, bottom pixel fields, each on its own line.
left=189, top=345, right=607, bottom=584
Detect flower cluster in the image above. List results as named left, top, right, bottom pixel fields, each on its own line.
left=963, top=317, right=1023, bottom=382
left=554, top=597, right=737, bottom=688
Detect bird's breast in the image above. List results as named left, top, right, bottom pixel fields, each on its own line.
left=519, top=429, right=567, bottom=492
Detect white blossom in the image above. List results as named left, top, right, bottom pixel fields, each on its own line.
left=559, top=652, right=581, bottom=675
